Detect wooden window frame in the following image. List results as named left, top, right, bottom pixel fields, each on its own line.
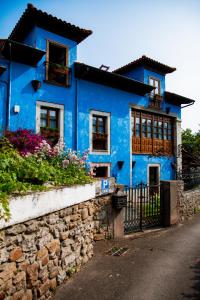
left=46, top=40, right=69, bottom=86
left=132, top=110, right=174, bottom=155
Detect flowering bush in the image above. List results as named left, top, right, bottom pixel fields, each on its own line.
left=5, top=129, right=45, bottom=156
left=0, top=131, right=92, bottom=221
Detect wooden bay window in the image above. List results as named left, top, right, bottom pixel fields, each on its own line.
left=132, top=110, right=174, bottom=155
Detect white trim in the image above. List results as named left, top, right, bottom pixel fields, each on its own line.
left=0, top=184, right=95, bottom=229
left=89, top=110, right=110, bottom=155
left=36, top=101, right=64, bottom=139
left=90, top=163, right=111, bottom=178
left=147, top=164, right=160, bottom=186
left=129, top=107, right=132, bottom=186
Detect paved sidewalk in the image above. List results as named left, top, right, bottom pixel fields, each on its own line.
left=52, top=215, right=200, bottom=300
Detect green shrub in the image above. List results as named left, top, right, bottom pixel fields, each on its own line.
left=0, top=137, right=92, bottom=221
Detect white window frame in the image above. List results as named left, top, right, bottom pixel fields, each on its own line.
left=36, top=101, right=64, bottom=140
left=147, top=164, right=160, bottom=186
left=89, top=110, right=110, bottom=155
left=90, top=163, right=111, bottom=178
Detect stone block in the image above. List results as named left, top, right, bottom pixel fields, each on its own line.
left=94, top=234, right=105, bottom=241
left=9, top=247, right=23, bottom=262
left=37, top=280, right=50, bottom=297
left=46, top=239, right=60, bottom=254
left=61, top=246, right=72, bottom=259
left=60, top=231, right=69, bottom=240
left=26, top=262, right=39, bottom=285
left=10, top=290, right=24, bottom=300
left=81, top=208, right=88, bottom=220
left=21, top=290, right=32, bottom=300
left=36, top=247, right=48, bottom=260
left=50, top=278, right=57, bottom=290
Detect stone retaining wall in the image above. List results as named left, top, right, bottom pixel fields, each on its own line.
left=0, top=195, right=112, bottom=300
left=177, top=181, right=200, bottom=221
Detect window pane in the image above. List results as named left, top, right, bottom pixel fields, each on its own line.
left=49, top=120, right=57, bottom=129
left=136, top=117, right=140, bottom=124
left=40, top=119, right=47, bottom=128
left=41, top=109, right=47, bottom=119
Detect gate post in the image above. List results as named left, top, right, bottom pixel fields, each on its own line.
left=160, top=181, right=180, bottom=226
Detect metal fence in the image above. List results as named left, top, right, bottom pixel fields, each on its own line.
left=124, top=184, right=161, bottom=234
left=177, top=171, right=200, bottom=191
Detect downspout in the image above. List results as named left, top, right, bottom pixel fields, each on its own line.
left=6, top=41, right=12, bottom=130
left=0, top=79, right=8, bottom=132
left=74, top=79, right=78, bottom=151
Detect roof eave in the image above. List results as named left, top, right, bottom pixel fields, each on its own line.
left=165, top=91, right=195, bottom=105
left=74, top=62, right=154, bottom=96
left=9, top=4, right=92, bottom=44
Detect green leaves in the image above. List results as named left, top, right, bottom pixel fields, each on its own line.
left=0, top=139, right=92, bottom=221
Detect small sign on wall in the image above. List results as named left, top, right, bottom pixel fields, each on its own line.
left=101, top=179, right=110, bottom=194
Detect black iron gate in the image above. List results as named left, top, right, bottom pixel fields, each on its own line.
left=124, top=183, right=161, bottom=234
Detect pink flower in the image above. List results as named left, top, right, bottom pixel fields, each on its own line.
left=62, top=159, right=70, bottom=168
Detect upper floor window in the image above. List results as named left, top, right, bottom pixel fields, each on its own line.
left=36, top=101, right=64, bottom=145
left=90, top=111, right=110, bottom=154
left=46, top=41, right=70, bottom=86
left=149, top=77, right=162, bottom=109
left=149, top=77, right=161, bottom=96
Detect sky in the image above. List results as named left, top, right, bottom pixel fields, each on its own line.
left=0, top=0, right=199, bottom=132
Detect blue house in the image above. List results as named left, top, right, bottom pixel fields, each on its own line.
left=0, top=4, right=195, bottom=186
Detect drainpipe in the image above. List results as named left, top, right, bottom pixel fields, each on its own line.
left=0, top=79, right=8, bottom=132
left=6, top=41, right=12, bottom=130
left=74, top=79, right=78, bottom=151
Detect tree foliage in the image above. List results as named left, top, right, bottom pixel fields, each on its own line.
left=182, top=128, right=200, bottom=155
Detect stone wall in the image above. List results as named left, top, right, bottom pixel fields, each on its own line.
left=0, top=195, right=112, bottom=300
left=177, top=181, right=200, bottom=221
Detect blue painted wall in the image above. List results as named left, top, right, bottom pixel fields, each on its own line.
left=7, top=26, right=78, bottom=149
left=132, top=154, right=175, bottom=186
left=0, top=23, right=182, bottom=186
left=76, top=79, right=137, bottom=185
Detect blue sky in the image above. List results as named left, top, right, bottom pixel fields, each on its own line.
left=0, top=0, right=199, bottom=132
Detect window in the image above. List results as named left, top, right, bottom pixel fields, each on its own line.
left=149, top=77, right=162, bottom=109
left=132, top=110, right=174, bottom=155
left=36, top=102, right=64, bottom=145
left=46, top=41, right=70, bottom=86
left=90, top=163, right=110, bottom=178
left=90, top=111, right=110, bottom=153
left=149, top=77, right=161, bottom=96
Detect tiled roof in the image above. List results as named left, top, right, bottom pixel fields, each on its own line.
left=114, top=55, right=176, bottom=75
left=74, top=62, right=154, bottom=96
left=9, top=3, right=92, bottom=44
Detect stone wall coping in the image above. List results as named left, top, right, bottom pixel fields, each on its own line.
left=0, top=183, right=96, bottom=229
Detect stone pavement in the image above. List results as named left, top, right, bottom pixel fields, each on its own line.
left=52, top=215, right=200, bottom=300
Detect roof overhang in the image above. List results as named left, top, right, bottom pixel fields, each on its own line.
left=9, top=4, right=92, bottom=44
left=165, top=91, right=195, bottom=106
left=0, top=65, right=6, bottom=75
left=114, top=55, right=176, bottom=76
left=74, top=62, right=154, bottom=96
left=0, top=39, right=45, bottom=66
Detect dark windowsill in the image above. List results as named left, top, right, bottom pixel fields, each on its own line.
left=44, top=79, right=70, bottom=88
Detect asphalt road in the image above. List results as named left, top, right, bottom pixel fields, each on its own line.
left=53, top=215, right=200, bottom=300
